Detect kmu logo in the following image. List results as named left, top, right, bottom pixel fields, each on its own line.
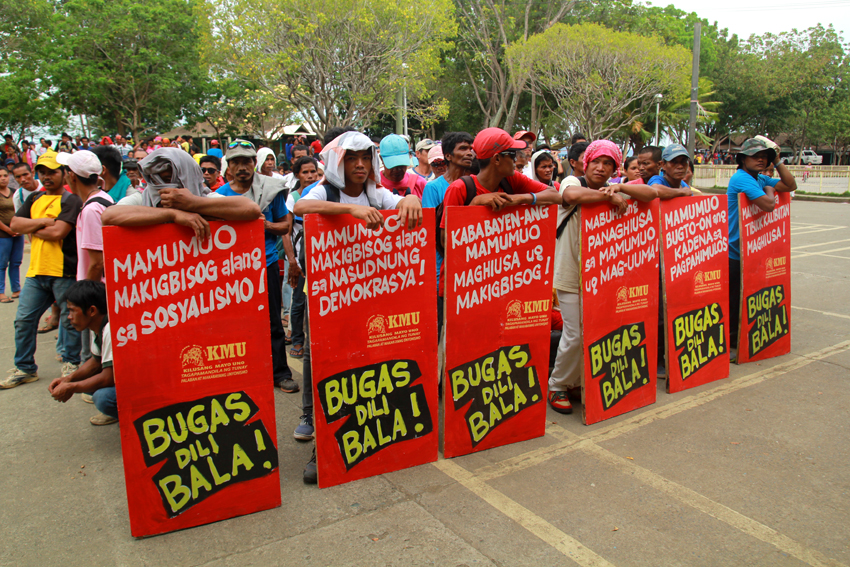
left=181, top=345, right=205, bottom=368
left=767, top=256, right=786, bottom=271
left=367, top=314, right=387, bottom=335
left=180, top=342, right=247, bottom=367
left=388, top=311, right=420, bottom=329
left=506, top=299, right=523, bottom=318
left=617, top=285, right=647, bottom=303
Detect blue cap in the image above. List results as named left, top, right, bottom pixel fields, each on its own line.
left=379, top=134, right=412, bottom=169
left=662, top=143, right=690, bottom=161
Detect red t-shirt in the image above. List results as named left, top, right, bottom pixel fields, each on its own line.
left=438, top=173, right=550, bottom=296
left=380, top=171, right=426, bottom=199
left=310, top=140, right=322, bottom=154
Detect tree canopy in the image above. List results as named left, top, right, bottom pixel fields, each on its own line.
left=0, top=0, right=846, bottom=162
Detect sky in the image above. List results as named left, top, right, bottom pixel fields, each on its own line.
left=649, top=0, right=850, bottom=40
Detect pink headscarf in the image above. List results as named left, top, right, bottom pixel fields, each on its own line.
left=583, top=140, right=622, bottom=173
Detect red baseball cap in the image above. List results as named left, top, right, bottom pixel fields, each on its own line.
left=473, top=128, right=527, bottom=160
left=513, top=130, right=536, bottom=143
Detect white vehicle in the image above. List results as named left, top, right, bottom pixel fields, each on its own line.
left=786, top=150, right=823, bottom=165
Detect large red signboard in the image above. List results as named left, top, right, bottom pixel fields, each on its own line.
left=659, top=196, right=730, bottom=393
left=305, top=210, right=438, bottom=488
left=581, top=200, right=659, bottom=425
left=737, top=192, right=792, bottom=364
left=103, top=220, right=280, bottom=538
left=443, top=205, right=556, bottom=458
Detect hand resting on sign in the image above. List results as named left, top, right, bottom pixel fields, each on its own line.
left=396, top=195, right=423, bottom=230
left=470, top=192, right=512, bottom=211
left=171, top=209, right=211, bottom=241
left=348, top=204, right=385, bottom=230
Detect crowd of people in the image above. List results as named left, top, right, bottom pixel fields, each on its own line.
left=0, top=124, right=796, bottom=484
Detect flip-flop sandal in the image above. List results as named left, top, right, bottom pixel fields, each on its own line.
left=10, top=292, right=19, bottom=299
left=38, top=322, right=59, bottom=334
left=289, top=345, right=304, bottom=359
left=0, top=296, right=11, bottom=304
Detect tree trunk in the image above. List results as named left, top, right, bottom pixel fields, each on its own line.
left=530, top=90, right=539, bottom=138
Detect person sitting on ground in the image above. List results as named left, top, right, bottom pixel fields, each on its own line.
left=48, top=279, right=118, bottom=426
left=379, top=134, right=426, bottom=198
left=293, top=130, right=423, bottom=483
left=101, top=147, right=261, bottom=242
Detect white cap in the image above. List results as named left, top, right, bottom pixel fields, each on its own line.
left=56, top=150, right=103, bottom=178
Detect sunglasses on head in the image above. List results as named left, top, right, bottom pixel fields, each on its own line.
left=228, top=140, right=254, bottom=149
left=430, top=160, right=447, bottom=167
left=201, top=167, right=218, bottom=174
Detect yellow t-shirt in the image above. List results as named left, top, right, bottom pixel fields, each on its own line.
left=19, top=192, right=82, bottom=278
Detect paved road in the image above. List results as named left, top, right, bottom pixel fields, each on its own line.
left=1, top=201, right=848, bottom=567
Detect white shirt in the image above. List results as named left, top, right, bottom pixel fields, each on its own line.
left=13, top=180, right=43, bottom=211
left=300, top=184, right=402, bottom=209
left=92, top=321, right=113, bottom=367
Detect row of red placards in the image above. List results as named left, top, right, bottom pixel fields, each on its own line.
left=103, top=192, right=790, bottom=536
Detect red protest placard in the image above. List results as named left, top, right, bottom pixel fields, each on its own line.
left=103, top=220, right=280, bottom=538
left=443, top=205, right=556, bottom=458
left=737, top=192, right=792, bottom=364
left=660, top=196, right=731, bottom=393
left=581, top=200, right=659, bottom=425
left=304, top=209, right=438, bottom=488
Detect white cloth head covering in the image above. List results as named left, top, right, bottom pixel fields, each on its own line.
left=256, top=147, right=277, bottom=173
left=319, top=131, right=380, bottom=194
left=529, top=149, right=556, bottom=186
left=139, top=148, right=209, bottom=207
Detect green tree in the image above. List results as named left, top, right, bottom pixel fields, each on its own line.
left=204, top=0, right=457, bottom=136
left=507, top=23, right=690, bottom=140
left=0, top=0, right=67, bottom=139
left=450, top=0, right=579, bottom=132
left=50, top=0, right=208, bottom=139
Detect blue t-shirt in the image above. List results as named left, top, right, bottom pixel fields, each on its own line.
left=422, top=175, right=450, bottom=208
left=727, top=169, right=779, bottom=260
left=422, top=176, right=451, bottom=283
left=647, top=174, right=688, bottom=188
left=206, top=147, right=223, bottom=159
left=216, top=183, right=289, bottom=266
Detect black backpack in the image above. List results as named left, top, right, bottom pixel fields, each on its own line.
left=434, top=175, right=513, bottom=255
left=555, top=176, right=587, bottom=239
left=82, top=196, right=115, bottom=211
